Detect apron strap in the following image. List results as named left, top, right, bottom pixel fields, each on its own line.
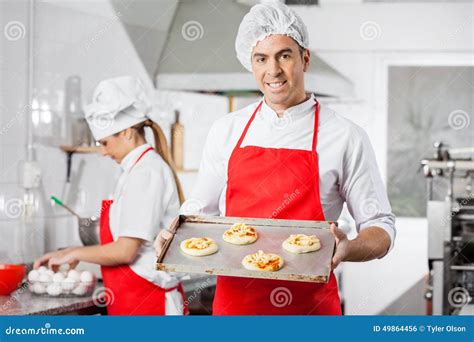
left=311, top=100, right=320, bottom=153
left=236, top=101, right=263, bottom=149
left=131, top=146, right=154, bottom=170
left=236, top=99, right=320, bottom=152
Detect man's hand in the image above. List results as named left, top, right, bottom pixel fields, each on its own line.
left=154, top=229, right=174, bottom=256
left=329, top=224, right=391, bottom=270
left=330, top=223, right=350, bottom=270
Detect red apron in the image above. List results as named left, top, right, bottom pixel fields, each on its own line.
left=213, top=100, right=342, bottom=315
left=99, top=147, right=188, bottom=315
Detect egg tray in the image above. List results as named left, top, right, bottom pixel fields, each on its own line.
left=156, top=215, right=336, bottom=283
left=28, top=280, right=96, bottom=298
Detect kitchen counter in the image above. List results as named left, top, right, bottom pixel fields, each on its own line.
left=0, top=282, right=104, bottom=316
left=0, top=275, right=216, bottom=316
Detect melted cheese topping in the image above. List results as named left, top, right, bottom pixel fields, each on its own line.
left=224, top=223, right=257, bottom=237
left=286, top=234, right=319, bottom=247
left=185, top=237, right=213, bottom=250
left=248, top=250, right=280, bottom=268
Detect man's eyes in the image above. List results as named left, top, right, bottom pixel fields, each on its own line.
left=254, top=54, right=291, bottom=63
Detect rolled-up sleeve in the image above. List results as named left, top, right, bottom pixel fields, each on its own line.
left=181, top=121, right=227, bottom=216
left=340, top=126, right=396, bottom=254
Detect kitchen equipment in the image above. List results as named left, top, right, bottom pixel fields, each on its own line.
left=171, top=110, right=184, bottom=170
left=78, top=216, right=100, bottom=246
left=157, top=215, right=335, bottom=283
left=421, top=142, right=474, bottom=315
left=64, top=76, right=91, bottom=146
left=51, top=196, right=100, bottom=246
left=51, top=196, right=81, bottom=218
left=0, top=264, right=26, bottom=295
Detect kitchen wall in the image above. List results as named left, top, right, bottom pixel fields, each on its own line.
left=0, top=0, right=156, bottom=263
left=0, top=0, right=232, bottom=265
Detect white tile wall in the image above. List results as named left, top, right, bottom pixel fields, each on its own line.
left=0, top=1, right=152, bottom=264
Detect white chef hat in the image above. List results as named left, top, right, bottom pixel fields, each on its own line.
left=85, top=76, right=151, bottom=141
left=235, top=1, right=309, bottom=72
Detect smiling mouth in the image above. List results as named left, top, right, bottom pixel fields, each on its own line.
left=265, top=80, right=287, bottom=90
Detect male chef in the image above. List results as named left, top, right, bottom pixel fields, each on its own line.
left=156, top=1, right=395, bottom=315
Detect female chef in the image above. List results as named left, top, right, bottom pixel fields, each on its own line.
left=34, top=76, right=188, bottom=315
left=156, top=2, right=395, bottom=315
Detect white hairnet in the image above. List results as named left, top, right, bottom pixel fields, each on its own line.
left=235, top=1, right=309, bottom=72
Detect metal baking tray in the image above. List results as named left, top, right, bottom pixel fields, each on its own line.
left=156, top=215, right=335, bottom=283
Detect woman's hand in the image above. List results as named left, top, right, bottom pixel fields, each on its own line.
left=33, top=247, right=80, bottom=272
left=154, top=229, right=173, bottom=256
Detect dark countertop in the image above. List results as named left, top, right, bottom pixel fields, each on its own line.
left=0, top=275, right=216, bottom=316
left=0, top=282, right=103, bottom=316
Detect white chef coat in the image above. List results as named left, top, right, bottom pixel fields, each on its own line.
left=183, top=94, right=396, bottom=252
left=109, top=143, right=184, bottom=314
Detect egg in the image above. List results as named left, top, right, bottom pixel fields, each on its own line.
left=28, top=270, right=40, bottom=282
left=38, top=273, right=52, bottom=283
left=52, top=272, right=65, bottom=283
left=37, top=266, right=48, bottom=274
left=32, top=282, right=46, bottom=294
left=46, top=283, right=62, bottom=296
left=45, top=269, right=55, bottom=277
left=28, top=283, right=35, bottom=292
left=72, top=284, right=87, bottom=296
left=80, top=271, right=94, bottom=283
left=61, top=277, right=77, bottom=292
left=67, top=269, right=80, bottom=281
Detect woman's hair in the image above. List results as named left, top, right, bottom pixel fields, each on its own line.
left=131, top=119, right=185, bottom=205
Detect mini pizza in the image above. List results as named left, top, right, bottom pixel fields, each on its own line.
left=180, top=237, right=218, bottom=257
left=282, top=234, right=321, bottom=254
left=242, top=250, right=283, bottom=272
left=222, top=223, right=258, bottom=245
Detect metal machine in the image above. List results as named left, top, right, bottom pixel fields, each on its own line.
left=421, top=142, right=474, bottom=315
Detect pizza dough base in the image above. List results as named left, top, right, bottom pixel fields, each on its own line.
left=222, top=231, right=257, bottom=245
left=282, top=237, right=321, bottom=254
left=242, top=252, right=283, bottom=272
left=180, top=238, right=219, bottom=257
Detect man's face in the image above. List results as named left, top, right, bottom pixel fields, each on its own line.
left=251, top=35, right=310, bottom=113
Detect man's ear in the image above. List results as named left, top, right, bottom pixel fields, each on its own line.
left=303, top=49, right=310, bottom=72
